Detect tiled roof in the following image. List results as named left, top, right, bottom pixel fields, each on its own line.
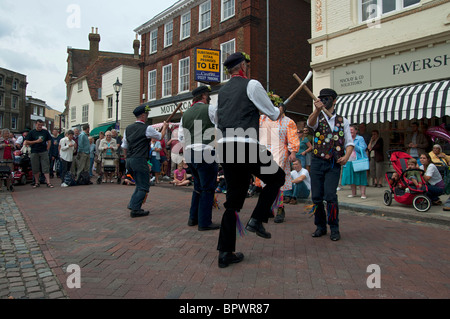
left=66, top=49, right=139, bottom=102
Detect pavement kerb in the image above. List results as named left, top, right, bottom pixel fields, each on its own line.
left=297, top=198, right=450, bottom=227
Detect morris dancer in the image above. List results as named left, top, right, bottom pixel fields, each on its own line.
left=256, top=92, right=299, bottom=223
left=216, top=52, right=285, bottom=268
left=121, top=105, right=169, bottom=218
left=179, top=85, right=220, bottom=231
left=307, top=88, right=354, bottom=241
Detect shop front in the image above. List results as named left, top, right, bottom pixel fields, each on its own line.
left=333, top=41, right=450, bottom=158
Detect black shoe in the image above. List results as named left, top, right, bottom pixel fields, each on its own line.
left=274, top=207, right=285, bottom=223
left=130, top=209, right=150, bottom=218
left=218, top=251, right=244, bottom=268
left=330, top=230, right=341, bottom=241
left=198, top=223, right=220, bottom=231
left=311, top=228, right=327, bottom=237
left=246, top=218, right=271, bottom=239
left=188, top=219, right=198, bottom=226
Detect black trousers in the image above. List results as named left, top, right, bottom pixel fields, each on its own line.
left=310, top=157, right=342, bottom=231
left=216, top=142, right=285, bottom=252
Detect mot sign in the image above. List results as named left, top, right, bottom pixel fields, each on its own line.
left=195, top=48, right=221, bottom=83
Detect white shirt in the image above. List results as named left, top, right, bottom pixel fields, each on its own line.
left=59, top=137, right=76, bottom=162
left=217, top=79, right=280, bottom=144
left=291, top=167, right=311, bottom=191
left=420, top=163, right=443, bottom=186
left=121, top=121, right=162, bottom=150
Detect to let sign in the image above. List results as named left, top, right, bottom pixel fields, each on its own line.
left=195, top=48, right=221, bottom=82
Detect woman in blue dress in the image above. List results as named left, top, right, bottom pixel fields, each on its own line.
left=341, top=124, right=368, bottom=198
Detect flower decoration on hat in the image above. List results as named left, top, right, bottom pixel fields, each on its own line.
left=144, top=105, right=151, bottom=112
left=267, top=91, right=284, bottom=107
left=241, top=52, right=251, bottom=62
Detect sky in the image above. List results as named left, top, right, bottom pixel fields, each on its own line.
left=0, top=0, right=180, bottom=112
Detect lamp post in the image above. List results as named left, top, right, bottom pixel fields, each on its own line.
left=113, top=77, right=122, bottom=131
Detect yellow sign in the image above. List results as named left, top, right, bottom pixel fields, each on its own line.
left=195, top=48, right=221, bottom=82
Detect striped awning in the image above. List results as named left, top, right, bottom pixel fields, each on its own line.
left=335, top=79, right=450, bottom=124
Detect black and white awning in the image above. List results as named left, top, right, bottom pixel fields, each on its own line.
left=335, top=79, right=450, bottom=124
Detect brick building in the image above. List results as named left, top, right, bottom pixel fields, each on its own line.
left=64, top=28, right=141, bottom=135
left=134, top=0, right=312, bottom=124
left=0, top=67, right=27, bottom=133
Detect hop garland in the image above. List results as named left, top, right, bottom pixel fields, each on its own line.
left=268, top=91, right=284, bottom=106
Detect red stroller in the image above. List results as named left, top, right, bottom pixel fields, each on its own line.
left=383, top=151, right=431, bottom=212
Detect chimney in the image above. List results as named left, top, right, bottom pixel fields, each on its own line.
left=133, top=34, right=140, bottom=59
left=89, top=27, right=100, bottom=62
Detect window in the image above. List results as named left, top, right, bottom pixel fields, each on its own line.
left=0, top=114, right=2, bottom=128
left=82, top=104, right=89, bottom=123
left=11, top=116, right=17, bottom=130
left=107, top=96, right=113, bottom=119
left=148, top=70, right=157, bottom=100
left=162, top=64, right=172, bottom=97
left=0, top=93, right=3, bottom=107
left=33, top=106, right=38, bottom=115
left=221, top=0, right=235, bottom=21
left=0, top=75, right=3, bottom=87
left=199, top=1, right=211, bottom=32
left=221, top=39, right=235, bottom=82
left=12, top=79, right=18, bottom=90
left=360, top=0, right=420, bottom=22
left=39, top=107, right=44, bottom=116
left=12, top=96, right=18, bottom=109
left=150, top=29, right=158, bottom=54
left=77, top=81, right=82, bottom=91
left=71, top=106, right=76, bottom=121
left=179, top=58, right=190, bottom=93
left=165, top=21, right=173, bottom=47
left=180, top=12, right=191, bottom=40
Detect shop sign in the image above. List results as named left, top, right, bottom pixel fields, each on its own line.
left=333, top=41, right=450, bottom=94
left=195, top=48, right=221, bottom=82
left=147, top=94, right=218, bottom=119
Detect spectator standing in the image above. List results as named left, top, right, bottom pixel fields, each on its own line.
left=74, top=124, right=90, bottom=180
left=150, top=138, right=162, bottom=184
left=89, top=136, right=95, bottom=177
left=24, top=119, right=54, bottom=188
left=367, top=129, right=384, bottom=187
left=406, top=122, right=429, bottom=162
left=296, top=127, right=313, bottom=170
left=49, top=129, right=60, bottom=178
left=0, top=128, right=16, bottom=191
left=341, top=124, right=369, bottom=199
left=59, top=130, right=76, bottom=186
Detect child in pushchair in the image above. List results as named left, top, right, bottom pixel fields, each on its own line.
left=383, top=151, right=431, bottom=212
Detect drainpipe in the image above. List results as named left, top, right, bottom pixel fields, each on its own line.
left=266, top=0, right=270, bottom=92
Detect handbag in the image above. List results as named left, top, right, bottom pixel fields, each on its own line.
left=352, top=148, right=369, bottom=172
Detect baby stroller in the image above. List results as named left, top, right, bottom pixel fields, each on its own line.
left=383, top=150, right=431, bottom=212
left=0, top=160, right=14, bottom=192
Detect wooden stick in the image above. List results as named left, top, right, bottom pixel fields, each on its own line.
left=284, top=80, right=308, bottom=105
left=166, top=103, right=183, bottom=122
left=293, top=73, right=333, bottom=118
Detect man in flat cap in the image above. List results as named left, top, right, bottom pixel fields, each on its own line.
left=215, top=52, right=286, bottom=268
left=179, top=85, right=220, bottom=231
left=121, top=104, right=169, bottom=218
left=307, top=88, right=354, bottom=241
